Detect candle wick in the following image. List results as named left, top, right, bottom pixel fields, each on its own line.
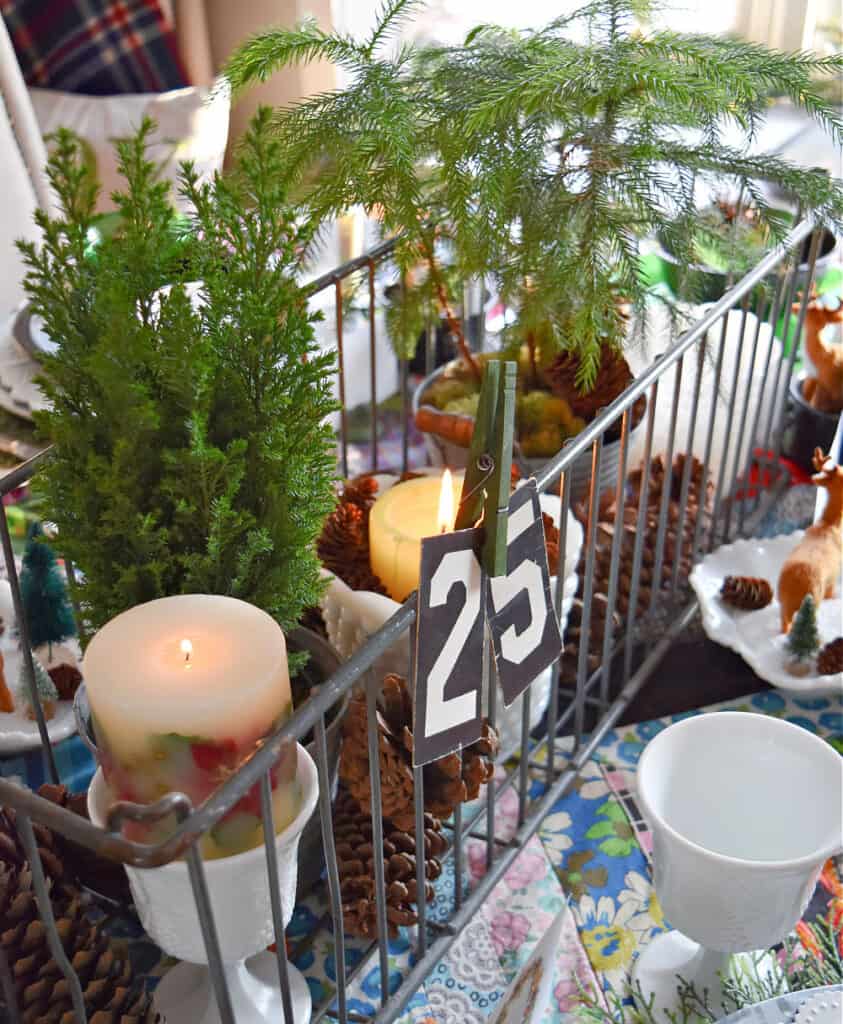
left=180, top=638, right=193, bottom=667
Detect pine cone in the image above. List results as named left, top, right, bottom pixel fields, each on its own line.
left=720, top=576, right=773, bottom=611
left=542, top=513, right=560, bottom=576
left=0, top=846, right=156, bottom=1023
left=340, top=686, right=415, bottom=823
left=560, top=454, right=711, bottom=686
left=318, top=476, right=388, bottom=595
left=340, top=674, right=499, bottom=831
left=817, top=637, right=843, bottom=676
left=544, top=348, right=634, bottom=422
left=334, top=788, right=447, bottom=939
left=47, top=663, right=83, bottom=702
left=627, top=453, right=713, bottom=515
left=560, top=596, right=625, bottom=687
left=40, top=785, right=131, bottom=904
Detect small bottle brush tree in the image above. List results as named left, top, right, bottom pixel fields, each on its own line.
left=17, top=111, right=338, bottom=644
left=19, top=656, right=59, bottom=720
left=19, top=522, right=77, bottom=656
left=787, top=594, right=820, bottom=663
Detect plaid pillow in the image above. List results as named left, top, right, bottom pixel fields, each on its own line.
left=2, top=0, right=188, bottom=95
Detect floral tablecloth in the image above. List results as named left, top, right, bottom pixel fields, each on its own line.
left=381, top=688, right=843, bottom=1024
left=2, top=687, right=840, bottom=1023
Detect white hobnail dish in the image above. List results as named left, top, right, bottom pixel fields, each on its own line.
left=689, top=532, right=843, bottom=696
left=88, top=743, right=318, bottom=1023
left=319, top=485, right=583, bottom=760
left=633, top=713, right=843, bottom=1019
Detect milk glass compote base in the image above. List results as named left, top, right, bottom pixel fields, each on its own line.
left=88, top=743, right=319, bottom=1024
left=632, top=713, right=842, bottom=1020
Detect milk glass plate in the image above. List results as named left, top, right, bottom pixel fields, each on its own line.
left=690, top=532, right=843, bottom=696
left=0, top=637, right=77, bottom=753
left=717, top=985, right=842, bottom=1024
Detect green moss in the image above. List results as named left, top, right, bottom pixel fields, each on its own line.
left=442, top=393, right=480, bottom=417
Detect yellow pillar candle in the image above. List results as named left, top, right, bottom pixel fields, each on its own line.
left=369, top=471, right=463, bottom=601
left=83, top=595, right=298, bottom=858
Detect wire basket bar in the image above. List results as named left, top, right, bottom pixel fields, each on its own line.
left=0, top=217, right=823, bottom=1024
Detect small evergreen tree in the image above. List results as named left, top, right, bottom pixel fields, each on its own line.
left=19, top=655, right=59, bottom=714
left=787, top=594, right=820, bottom=662
left=19, top=523, right=77, bottom=654
left=17, top=111, right=338, bottom=641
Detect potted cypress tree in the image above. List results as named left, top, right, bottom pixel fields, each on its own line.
left=224, top=0, right=843, bottom=492
left=19, top=112, right=338, bottom=644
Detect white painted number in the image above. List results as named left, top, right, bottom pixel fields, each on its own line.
left=425, top=548, right=483, bottom=737
left=488, top=500, right=547, bottom=665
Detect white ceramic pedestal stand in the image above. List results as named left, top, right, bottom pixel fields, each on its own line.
left=151, top=954, right=312, bottom=1024
left=632, top=713, right=843, bottom=1020
left=88, top=743, right=319, bottom=1024
left=633, top=932, right=775, bottom=1020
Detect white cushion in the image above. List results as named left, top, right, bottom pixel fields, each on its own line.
left=28, top=82, right=230, bottom=214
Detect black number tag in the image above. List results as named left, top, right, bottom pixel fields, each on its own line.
left=413, top=527, right=485, bottom=767
left=486, top=481, right=563, bottom=707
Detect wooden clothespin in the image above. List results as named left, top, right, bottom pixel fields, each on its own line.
left=454, top=360, right=517, bottom=576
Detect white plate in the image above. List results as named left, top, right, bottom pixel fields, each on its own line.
left=690, top=532, right=843, bottom=696
left=0, top=640, right=78, bottom=753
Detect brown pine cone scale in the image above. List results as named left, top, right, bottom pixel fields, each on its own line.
left=720, top=576, right=773, bottom=610
left=0, top=865, right=157, bottom=1023
left=334, top=789, right=447, bottom=939
left=817, top=637, right=843, bottom=675
left=340, top=674, right=498, bottom=831
left=318, top=476, right=388, bottom=594
left=561, top=453, right=712, bottom=686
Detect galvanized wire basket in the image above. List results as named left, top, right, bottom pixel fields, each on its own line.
left=0, top=219, right=825, bottom=1023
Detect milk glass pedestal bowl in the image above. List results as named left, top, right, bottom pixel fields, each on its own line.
left=88, top=744, right=319, bottom=1024
left=633, top=713, right=842, bottom=1018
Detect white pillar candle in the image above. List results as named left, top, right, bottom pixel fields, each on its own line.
left=84, top=595, right=299, bottom=858
left=368, top=471, right=463, bottom=601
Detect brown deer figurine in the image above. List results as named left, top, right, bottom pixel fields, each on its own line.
left=777, top=448, right=843, bottom=632
left=796, top=293, right=843, bottom=414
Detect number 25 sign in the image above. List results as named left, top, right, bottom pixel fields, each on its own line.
left=412, top=480, right=563, bottom=767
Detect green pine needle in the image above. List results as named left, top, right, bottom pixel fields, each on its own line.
left=18, top=110, right=338, bottom=641
left=223, top=0, right=843, bottom=393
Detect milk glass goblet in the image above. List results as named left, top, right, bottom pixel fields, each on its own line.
left=633, top=712, right=842, bottom=1018
left=89, top=743, right=318, bottom=1023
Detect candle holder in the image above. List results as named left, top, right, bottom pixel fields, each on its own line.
left=88, top=743, right=319, bottom=1024
left=633, top=713, right=842, bottom=1019
left=83, top=595, right=301, bottom=860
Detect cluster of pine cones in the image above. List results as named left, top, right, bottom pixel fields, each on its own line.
left=0, top=785, right=156, bottom=1023
left=561, top=453, right=713, bottom=687
left=336, top=673, right=498, bottom=937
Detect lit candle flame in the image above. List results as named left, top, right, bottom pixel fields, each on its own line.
left=437, top=468, right=455, bottom=534
left=180, top=638, right=193, bottom=667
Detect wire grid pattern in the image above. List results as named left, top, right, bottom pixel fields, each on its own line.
left=0, top=218, right=821, bottom=1023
